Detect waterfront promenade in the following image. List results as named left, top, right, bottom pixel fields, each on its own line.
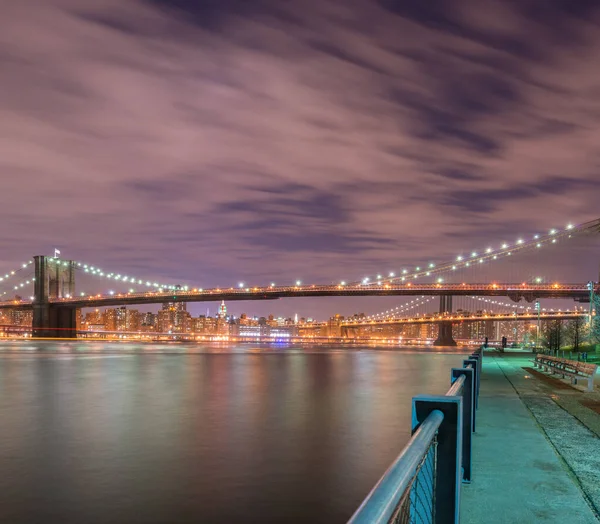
left=461, top=352, right=600, bottom=523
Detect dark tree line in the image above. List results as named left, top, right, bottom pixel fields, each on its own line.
left=542, top=319, right=563, bottom=351
left=542, top=317, right=590, bottom=351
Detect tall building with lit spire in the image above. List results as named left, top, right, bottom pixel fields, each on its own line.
left=218, top=300, right=227, bottom=319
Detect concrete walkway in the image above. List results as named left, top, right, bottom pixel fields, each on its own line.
left=460, top=354, right=599, bottom=523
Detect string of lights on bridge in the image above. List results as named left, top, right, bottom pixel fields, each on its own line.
left=364, top=294, right=586, bottom=323
left=48, top=219, right=597, bottom=295
left=0, top=260, right=35, bottom=299
left=0, top=218, right=597, bottom=303
left=46, top=258, right=190, bottom=296
left=0, top=260, right=33, bottom=287
left=469, top=295, right=585, bottom=314
left=347, top=220, right=593, bottom=288
left=365, top=297, right=434, bottom=320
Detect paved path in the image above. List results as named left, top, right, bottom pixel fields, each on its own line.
left=460, top=353, right=599, bottom=523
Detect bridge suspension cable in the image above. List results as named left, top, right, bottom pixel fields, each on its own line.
left=60, top=258, right=190, bottom=293
left=350, top=218, right=600, bottom=288
left=0, top=274, right=35, bottom=300
left=366, top=297, right=435, bottom=320
left=0, top=260, right=33, bottom=288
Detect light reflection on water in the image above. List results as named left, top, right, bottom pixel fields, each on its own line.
left=0, top=341, right=467, bottom=524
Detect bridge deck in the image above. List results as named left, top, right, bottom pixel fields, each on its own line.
left=0, top=283, right=595, bottom=310
left=460, top=353, right=598, bottom=523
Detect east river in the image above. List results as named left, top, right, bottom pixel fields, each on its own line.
left=0, top=341, right=467, bottom=523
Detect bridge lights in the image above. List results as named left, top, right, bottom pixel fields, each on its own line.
left=517, top=239, right=524, bottom=244
left=296, top=280, right=302, bottom=286
left=566, top=224, right=574, bottom=230
left=109, top=291, right=114, bottom=295
left=501, top=243, right=508, bottom=249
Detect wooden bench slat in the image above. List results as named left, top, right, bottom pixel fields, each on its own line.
left=533, top=354, right=597, bottom=391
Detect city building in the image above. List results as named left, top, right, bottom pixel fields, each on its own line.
left=157, top=302, right=191, bottom=333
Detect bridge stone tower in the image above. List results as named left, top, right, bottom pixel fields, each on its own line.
left=433, top=295, right=457, bottom=346
left=33, top=255, right=77, bottom=338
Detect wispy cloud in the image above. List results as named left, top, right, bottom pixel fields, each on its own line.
left=1, top=0, right=599, bottom=316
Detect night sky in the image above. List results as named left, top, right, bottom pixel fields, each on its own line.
left=2, top=0, right=600, bottom=318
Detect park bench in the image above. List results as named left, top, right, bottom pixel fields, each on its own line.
left=533, top=353, right=597, bottom=392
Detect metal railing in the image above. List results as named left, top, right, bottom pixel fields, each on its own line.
left=349, top=348, right=482, bottom=524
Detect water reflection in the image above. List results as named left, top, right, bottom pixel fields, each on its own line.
left=0, top=341, right=466, bottom=523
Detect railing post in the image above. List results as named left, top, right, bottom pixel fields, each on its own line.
left=451, top=368, right=474, bottom=482
left=470, top=352, right=482, bottom=376
left=464, top=358, right=479, bottom=409
left=471, top=354, right=481, bottom=398
left=412, top=395, right=463, bottom=524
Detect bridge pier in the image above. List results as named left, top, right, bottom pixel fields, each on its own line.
left=32, top=255, right=77, bottom=339
left=434, top=295, right=457, bottom=346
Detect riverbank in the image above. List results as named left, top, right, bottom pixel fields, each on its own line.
left=461, top=351, right=599, bottom=523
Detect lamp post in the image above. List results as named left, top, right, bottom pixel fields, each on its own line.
left=535, top=300, right=541, bottom=350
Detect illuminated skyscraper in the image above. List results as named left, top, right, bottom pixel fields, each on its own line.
left=218, top=301, right=227, bottom=319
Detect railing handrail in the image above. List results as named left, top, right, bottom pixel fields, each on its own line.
left=348, top=409, right=444, bottom=524
left=446, top=374, right=466, bottom=397
left=350, top=348, right=482, bottom=523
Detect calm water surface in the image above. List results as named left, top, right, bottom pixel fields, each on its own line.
left=0, top=341, right=467, bottom=523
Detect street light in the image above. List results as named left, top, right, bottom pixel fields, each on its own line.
left=535, top=300, right=541, bottom=349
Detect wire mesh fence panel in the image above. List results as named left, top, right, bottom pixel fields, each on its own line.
left=390, top=436, right=437, bottom=524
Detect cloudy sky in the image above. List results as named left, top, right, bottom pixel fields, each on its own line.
left=1, top=0, right=599, bottom=318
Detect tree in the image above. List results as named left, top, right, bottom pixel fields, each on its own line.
left=542, top=319, right=563, bottom=351
left=565, top=316, right=587, bottom=351
left=590, top=293, right=600, bottom=347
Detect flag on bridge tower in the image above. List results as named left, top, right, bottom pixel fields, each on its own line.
left=54, top=248, right=61, bottom=258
